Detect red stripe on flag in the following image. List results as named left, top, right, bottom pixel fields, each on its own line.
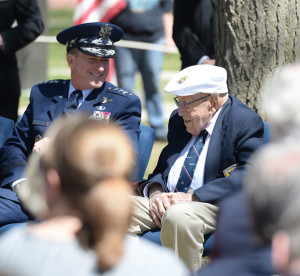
left=73, top=0, right=126, bottom=25
left=73, top=0, right=103, bottom=25
left=101, top=1, right=127, bottom=22
left=72, top=0, right=126, bottom=84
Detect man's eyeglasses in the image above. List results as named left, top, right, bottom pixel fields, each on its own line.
left=173, top=94, right=210, bottom=110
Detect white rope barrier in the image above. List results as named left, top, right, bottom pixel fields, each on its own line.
left=35, top=35, right=179, bottom=54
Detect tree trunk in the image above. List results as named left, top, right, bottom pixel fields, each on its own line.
left=215, top=0, right=300, bottom=116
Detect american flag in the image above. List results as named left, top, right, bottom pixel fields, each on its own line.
left=73, top=0, right=126, bottom=25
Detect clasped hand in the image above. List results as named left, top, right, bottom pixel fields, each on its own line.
left=149, top=192, right=193, bottom=227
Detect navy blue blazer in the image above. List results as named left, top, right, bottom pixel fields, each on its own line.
left=0, top=80, right=141, bottom=202
left=139, top=95, right=264, bottom=203
left=197, top=191, right=272, bottom=276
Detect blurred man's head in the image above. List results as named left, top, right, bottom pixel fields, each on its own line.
left=262, top=62, right=300, bottom=141
left=245, top=143, right=300, bottom=275
left=20, top=114, right=135, bottom=272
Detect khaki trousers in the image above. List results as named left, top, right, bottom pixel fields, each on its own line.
left=128, top=195, right=218, bottom=272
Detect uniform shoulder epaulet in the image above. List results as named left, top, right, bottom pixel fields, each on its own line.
left=38, top=79, right=67, bottom=87
left=106, top=84, right=135, bottom=97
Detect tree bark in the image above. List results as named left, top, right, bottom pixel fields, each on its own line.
left=215, top=0, right=300, bottom=116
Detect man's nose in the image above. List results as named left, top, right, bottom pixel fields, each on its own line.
left=95, top=62, right=105, bottom=70
left=178, top=105, right=185, bottom=116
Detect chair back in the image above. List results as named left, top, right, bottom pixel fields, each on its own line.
left=136, top=124, right=156, bottom=180
left=0, top=116, right=14, bottom=148
left=263, top=121, right=271, bottom=144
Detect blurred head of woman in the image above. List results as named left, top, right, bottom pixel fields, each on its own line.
left=19, top=114, right=135, bottom=272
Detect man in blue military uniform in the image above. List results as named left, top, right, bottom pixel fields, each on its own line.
left=0, top=22, right=141, bottom=230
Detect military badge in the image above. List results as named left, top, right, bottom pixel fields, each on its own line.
left=178, top=76, right=188, bottom=84
left=96, top=106, right=106, bottom=110
left=32, top=120, right=49, bottom=127
left=90, top=111, right=111, bottom=123
left=101, top=97, right=112, bottom=104
left=223, top=164, right=238, bottom=177
left=99, top=24, right=112, bottom=39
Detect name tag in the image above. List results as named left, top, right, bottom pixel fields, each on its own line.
left=32, top=120, right=49, bottom=127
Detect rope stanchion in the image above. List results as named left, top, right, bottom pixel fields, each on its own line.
left=35, top=35, right=178, bottom=54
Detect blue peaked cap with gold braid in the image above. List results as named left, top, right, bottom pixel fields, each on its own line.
left=56, top=22, right=123, bottom=58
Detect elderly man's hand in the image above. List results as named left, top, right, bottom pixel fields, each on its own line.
left=32, top=137, right=50, bottom=153
left=202, top=58, right=215, bottom=65
left=149, top=185, right=201, bottom=227
left=149, top=192, right=171, bottom=227
left=149, top=183, right=170, bottom=228
left=166, top=192, right=200, bottom=204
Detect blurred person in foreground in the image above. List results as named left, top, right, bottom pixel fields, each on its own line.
left=249, top=62, right=300, bottom=275
left=0, top=22, right=141, bottom=230
left=129, top=64, right=264, bottom=272
left=0, top=0, right=44, bottom=122
left=0, top=115, right=189, bottom=276
left=262, top=62, right=300, bottom=142
left=246, top=143, right=300, bottom=276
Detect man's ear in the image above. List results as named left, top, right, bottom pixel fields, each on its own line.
left=272, top=230, right=290, bottom=274
left=210, top=93, right=219, bottom=110
left=45, top=169, right=61, bottom=208
left=67, top=53, right=75, bottom=69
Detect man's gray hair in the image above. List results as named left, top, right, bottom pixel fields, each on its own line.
left=262, top=62, right=300, bottom=141
left=245, top=142, right=300, bottom=261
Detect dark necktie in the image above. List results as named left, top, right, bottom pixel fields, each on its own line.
left=175, top=130, right=208, bottom=193
left=64, top=90, right=83, bottom=116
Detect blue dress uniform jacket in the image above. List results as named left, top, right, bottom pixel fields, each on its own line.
left=139, top=95, right=264, bottom=203
left=0, top=80, right=141, bottom=204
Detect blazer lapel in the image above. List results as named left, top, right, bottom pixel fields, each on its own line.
left=163, top=124, right=192, bottom=180
left=204, top=98, right=231, bottom=183
left=48, top=81, right=69, bottom=121
left=78, top=84, right=106, bottom=115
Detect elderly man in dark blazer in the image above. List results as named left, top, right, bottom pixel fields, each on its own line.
left=129, top=64, right=264, bottom=272
left=173, top=0, right=215, bottom=69
left=0, top=22, right=141, bottom=230
left=0, top=0, right=44, bottom=122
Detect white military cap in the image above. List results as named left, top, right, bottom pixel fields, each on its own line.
left=165, top=64, right=228, bottom=96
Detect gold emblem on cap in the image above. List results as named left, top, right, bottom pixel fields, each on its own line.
left=99, top=24, right=112, bottom=39
left=178, top=76, right=188, bottom=84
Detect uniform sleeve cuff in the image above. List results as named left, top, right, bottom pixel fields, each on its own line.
left=11, top=178, right=27, bottom=190
left=198, top=55, right=210, bottom=64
